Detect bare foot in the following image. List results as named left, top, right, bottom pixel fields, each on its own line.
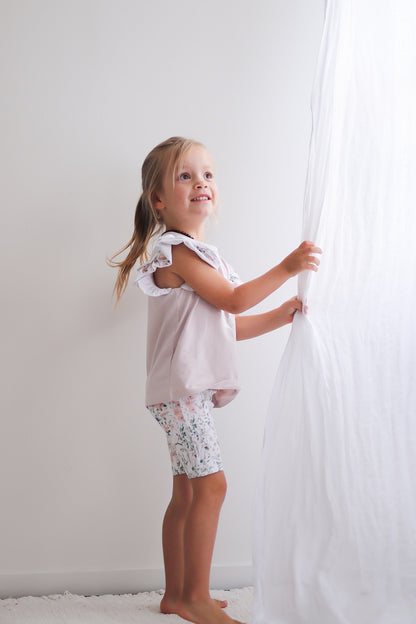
left=160, top=596, right=228, bottom=614
left=215, top=597, right=228, bottom=609
left=177, top=597, right=245, bottom=624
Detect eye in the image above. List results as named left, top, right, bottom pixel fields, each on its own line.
left=179, top=172, right=191, bottom=180
left=204, top=172, right=213, bottom=179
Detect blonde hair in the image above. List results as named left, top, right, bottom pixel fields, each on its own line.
left=107, top=136, right=204, bottom=305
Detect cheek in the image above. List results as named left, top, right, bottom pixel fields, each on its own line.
left=170, top=188, right=186, bottom=205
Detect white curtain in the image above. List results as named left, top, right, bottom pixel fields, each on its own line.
left=254, top=1, right=416, bottom=623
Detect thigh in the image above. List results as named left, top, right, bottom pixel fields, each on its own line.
left=174, top=391, right=223, bottom=479
left=147, top=401, right=187, bottom=476
left=148, top=391, right=224, bottom=479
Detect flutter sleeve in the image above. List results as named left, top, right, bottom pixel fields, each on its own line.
left=135, top=232, right=222, bottom=297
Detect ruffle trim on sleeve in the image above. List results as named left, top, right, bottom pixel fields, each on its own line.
left=135, top=232, right=221, bottom=297
left=227, top=264, right=242, bottom=286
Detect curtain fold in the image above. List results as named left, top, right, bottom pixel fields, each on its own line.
left=253, top=1, right=416, bottom=622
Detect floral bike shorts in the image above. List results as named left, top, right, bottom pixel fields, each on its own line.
left=147, top=390, right=223, bottom=479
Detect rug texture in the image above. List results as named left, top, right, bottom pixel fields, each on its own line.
left=0, top=587, right=253, bottom=623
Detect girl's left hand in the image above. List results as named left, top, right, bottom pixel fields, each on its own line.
left=279, top=296, right=303, bottom=324
left=235, top=296, right=303, bottom=340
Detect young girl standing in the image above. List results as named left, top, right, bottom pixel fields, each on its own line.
left=108, top=136, right=321, bottom=624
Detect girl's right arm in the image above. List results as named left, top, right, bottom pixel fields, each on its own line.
left=170, top=240, right=321, bottom=314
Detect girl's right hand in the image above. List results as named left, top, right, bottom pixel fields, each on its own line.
left=280, top=241, right=322, bottom=278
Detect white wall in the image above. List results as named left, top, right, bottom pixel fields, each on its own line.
left=0, top=0, right=323, bottom=599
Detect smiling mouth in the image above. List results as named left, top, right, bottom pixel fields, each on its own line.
left=191, top=195, right=211, bottom=202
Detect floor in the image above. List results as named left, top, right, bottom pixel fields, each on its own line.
left=0, top=586, right=253, bottom=623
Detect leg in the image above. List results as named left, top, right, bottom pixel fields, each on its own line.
left=160, top=473, right=228, bottom=614
left=160, top=473, right=193, bottom=613
left=150, top=393, right=239, bottom=622
left=177, top=471, right=244, bottom=624
left=183, top=471, right=227, bottom=602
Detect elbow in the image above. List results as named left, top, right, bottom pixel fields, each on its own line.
left=226, top=293, right=249, bottom=315
left=225, top=301, right=247, bottom=315
left=218, top=287, right=249, bottom=314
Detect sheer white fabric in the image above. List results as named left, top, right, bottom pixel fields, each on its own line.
left=254, top=1, right=416, bottom=623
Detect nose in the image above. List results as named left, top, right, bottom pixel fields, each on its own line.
left=194, top=176, right=207, bottom=189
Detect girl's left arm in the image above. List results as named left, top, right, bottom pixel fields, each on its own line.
left=235, top=296, right=302, bottom=341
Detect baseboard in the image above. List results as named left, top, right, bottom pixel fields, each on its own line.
left=0, top=564, right=253, bottom=599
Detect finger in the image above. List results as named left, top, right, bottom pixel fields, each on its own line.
left=299, top=240, right=314, bottom=249
left=287, top=299, right=302, bottom=313
left=301, top=241, right=323, bottom=254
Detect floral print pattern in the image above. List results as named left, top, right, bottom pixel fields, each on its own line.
left=147, top=390, right=223, bottom=478
left=193, top=244, right=218, bottom=266
left=228, top=267, right=241, bottom=284
left=137, top=254, right=170, bottom=277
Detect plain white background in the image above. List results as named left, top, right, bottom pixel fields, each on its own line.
left=0, top=0, right=323, bottom=598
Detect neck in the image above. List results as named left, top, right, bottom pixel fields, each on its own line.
left=164, top=223, right=205, bottom=241
left=165, top=228, right=194, bottom=240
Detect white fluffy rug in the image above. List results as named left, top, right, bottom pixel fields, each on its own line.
left=0, top=587, right=253, bottom=623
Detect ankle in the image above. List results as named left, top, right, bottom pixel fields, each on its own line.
left=162, top=589, right=182, bottom=603
left=182, top=591, right=211, bottom=604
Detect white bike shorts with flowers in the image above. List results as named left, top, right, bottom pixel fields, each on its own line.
left=147, top=390, right=224, bottom=479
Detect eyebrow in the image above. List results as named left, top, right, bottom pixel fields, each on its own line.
left=178, top=164, right=214, bottom=170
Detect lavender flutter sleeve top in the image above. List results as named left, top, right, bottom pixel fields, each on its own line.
left=135, top=232, right=241, bottom=408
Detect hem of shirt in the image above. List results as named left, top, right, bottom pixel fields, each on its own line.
left=146, top=386, right=240, bottom=409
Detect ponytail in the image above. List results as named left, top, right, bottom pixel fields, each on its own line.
left=106, top=193, right=163, bottom=306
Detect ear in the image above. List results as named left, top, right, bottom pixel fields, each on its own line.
left=152, top=192, right=165, bottom=212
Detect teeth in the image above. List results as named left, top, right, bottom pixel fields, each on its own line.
left=192, top=197, right=209, bottom=201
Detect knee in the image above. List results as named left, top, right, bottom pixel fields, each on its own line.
left=194, top=471, right=227, bottom=506
left=171, top=491, right=193, bottom=515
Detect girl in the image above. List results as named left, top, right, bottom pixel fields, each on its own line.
left=108, top=136, right=321, bottom=624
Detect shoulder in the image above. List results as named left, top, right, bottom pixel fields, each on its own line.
left=166, top=234, right=221, bottom=270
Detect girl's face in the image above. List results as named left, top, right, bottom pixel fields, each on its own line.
left=155, top=145, right=218, bottom=233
